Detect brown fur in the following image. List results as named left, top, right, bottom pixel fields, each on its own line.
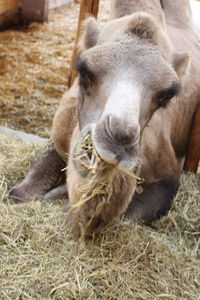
left=110, top=0, right=165, bottom=27
left=67, top=148, right=136, bottom=235
left=161, top=0, right=192, bottom=28
left=52, top=79, right=78, bottom=161
left=11, top=0, right=200, bottom=235
left=10, top=143, right=66, bottom=202
left=60, top=0, right=199, bottom=234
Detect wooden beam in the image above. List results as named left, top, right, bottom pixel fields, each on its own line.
left=21, top=0, right=49, bottom=23
left=68, top=0, right=99, bottom=87
left=184, top=106, right=200, bottom=173
left=0, top=9, right=21, bottom=29
left=0, top=0, right=19, bottom=15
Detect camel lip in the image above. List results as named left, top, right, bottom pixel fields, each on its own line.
left=92, top=137, right=138, bottom=172
left=73, top=124, right=139, bottom=176
left=94, top=145, right=120, bottom=166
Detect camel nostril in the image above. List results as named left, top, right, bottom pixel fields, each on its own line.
left=120, top=133, right=134, bottom=145
left=94, top=115, right=139, bottom=167
left=119, top=125, right=140, bottom=147
left=106, top=115, right=140, bottom=147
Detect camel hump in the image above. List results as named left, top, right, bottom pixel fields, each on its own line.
left=161, top=0, right=192, bottom=27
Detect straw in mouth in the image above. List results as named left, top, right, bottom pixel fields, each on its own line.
left=72, top=133, right=143, bottom=210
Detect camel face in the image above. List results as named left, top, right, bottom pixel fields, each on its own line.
left=74, top=14, right=189, bottom=173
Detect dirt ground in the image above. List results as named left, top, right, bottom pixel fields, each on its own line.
left=0, top=1, right=109, bottom=137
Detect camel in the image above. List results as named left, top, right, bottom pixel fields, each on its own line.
left=10, top=0, right=200, bottom=235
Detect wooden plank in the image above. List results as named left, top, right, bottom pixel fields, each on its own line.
left=49, top=0, right=72, bottom=10
left=91, top=0, right=99, bottom=16
left=0, top=0, right=19, bottom=15
left=184, top=106, right=200, bottom=173
left=0, top=9, right=21, bottom=29
left=21, top=0, right=49, bottom=23
left=68, top=0, right=99, bottom=87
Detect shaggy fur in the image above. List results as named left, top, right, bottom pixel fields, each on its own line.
left=10, top=0, right=200, bottom=235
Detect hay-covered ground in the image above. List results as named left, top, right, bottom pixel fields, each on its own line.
left=0, top=133, right=200, bottom=299
left=0, top=1, right=109, bottom=137
left=0, top=1, right=200, bottom=299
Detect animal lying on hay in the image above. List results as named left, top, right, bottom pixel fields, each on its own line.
left=10, top=0, right=200, bottom=235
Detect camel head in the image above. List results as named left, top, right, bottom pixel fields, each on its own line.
left=74, top=13, right=190, bottom=174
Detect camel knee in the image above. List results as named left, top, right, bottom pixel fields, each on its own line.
left=124, top=176, right=180, bottom=223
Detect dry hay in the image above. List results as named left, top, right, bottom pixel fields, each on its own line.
left=0, top=1, right=109, bottom=138
left=0, top=1, right=200, bottom=299
left=0, top=2, right=79, bottom=138
left=72, top=133, right=116, bottom=208
left=72, top=132, right=142, bottom=208
left=0, top=132, right=199, bottom=300
left=70, top=133, right=143, bottom=234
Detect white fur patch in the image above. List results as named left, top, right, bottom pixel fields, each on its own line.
left=102, top=80, right=141, bottom=121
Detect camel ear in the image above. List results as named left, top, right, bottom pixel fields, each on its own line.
left=81, top=17, right=101, bottom=49
left=172, top=52, right=190, bottom=80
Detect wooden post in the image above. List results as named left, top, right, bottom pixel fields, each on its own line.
left=21, top=0, right=49, bottom=23
left=0, top=0, right=19, bottom=15
left=0, top=0, right=20, bottom=29
left=68, top=0, right=99, bottom=87
left=184, top=107, right=200, bottom=173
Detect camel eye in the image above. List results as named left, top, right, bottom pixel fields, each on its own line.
left=76, top=59, right=95, bottom=89
left=157, top=83, right=180, bottom=107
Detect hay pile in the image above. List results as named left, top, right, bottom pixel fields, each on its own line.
left=0, top=132, right=199, bottom=300
left=0, top=2, right=79, bottom=137
left=0, top=1, right=109, bottom=138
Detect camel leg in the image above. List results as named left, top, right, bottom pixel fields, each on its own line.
left=9, top=143, right=67, bottom=202
left=124, top=177, right=179, bottom=223
left=10, top=81, right=78, bottom=203
left=42, top=184, right=68, bottom=200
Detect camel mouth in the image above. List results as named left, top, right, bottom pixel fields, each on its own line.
left=73, top=129, right=139, bottom=177
left=93, top=142, right=138, bottom=173
left=92, top=125, right=139, bottom=172
left=73, top=133, right=94, bottom=177
left=72, top=132, right=116, bottom=178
